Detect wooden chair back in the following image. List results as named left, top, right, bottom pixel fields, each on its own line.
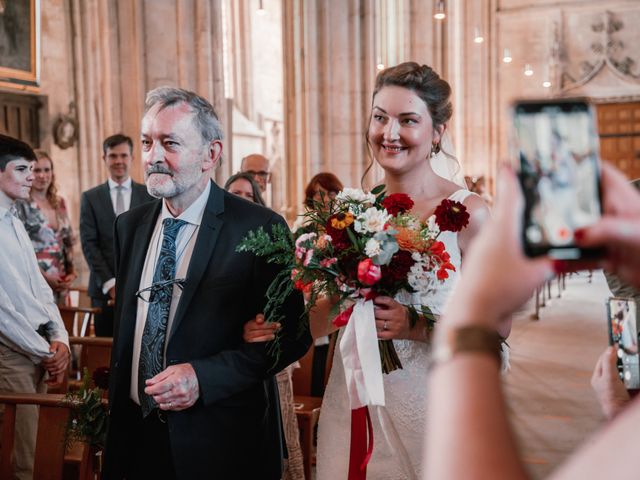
left=68, top=337, right=113, bottom=387
left=68, top=286, right=92, bottom=308
left=0, top=393, right=69, bottom=480
left=58, top=306, right=101, bottom=337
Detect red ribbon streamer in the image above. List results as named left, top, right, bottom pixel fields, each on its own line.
left=348, top=406, right=374, bottom=480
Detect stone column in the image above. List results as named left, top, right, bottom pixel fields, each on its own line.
left=282, top=0, right=376, bottom=222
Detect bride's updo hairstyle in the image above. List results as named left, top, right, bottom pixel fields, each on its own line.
left=363, top=61, right=461, bottom=186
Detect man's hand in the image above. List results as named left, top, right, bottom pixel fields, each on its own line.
left=145, top=363, right=200, bottom=411
left=107, top=286, right=116, bottom=306
left=41, top=341, right=70, bottom=377
left=591, top=345, right=630, bottom=420
left=243, top=314, right=280, bottom=343
left=45, top=370, right=67, bottom=386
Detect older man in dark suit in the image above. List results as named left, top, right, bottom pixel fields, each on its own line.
left=103, top=87, right=311, bottom=480
left=80, top=134, right=154, bottom=336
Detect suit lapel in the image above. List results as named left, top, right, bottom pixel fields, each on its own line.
left=99, top=182, right=116, bottom=219
left=169, top=181, right=225, bottom=338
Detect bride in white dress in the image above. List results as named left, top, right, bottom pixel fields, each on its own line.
left=315, top=62, right=491, bottom=479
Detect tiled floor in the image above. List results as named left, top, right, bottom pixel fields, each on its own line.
left=310, top=271, right=612, bottom=479
left=504, top=271, right=611, bottom=479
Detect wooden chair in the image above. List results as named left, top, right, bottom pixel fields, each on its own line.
left=58, top=306, right=101, bottom=337
left=68, top=286, right=92, bottom=309
left=67, top=337, right=113, bottom=390
left=0, top=393, right=91, bottom=480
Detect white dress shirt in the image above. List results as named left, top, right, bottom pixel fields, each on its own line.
left=0, top=190, right=69, bottom=363
left=108, top=177, right=133, bottom=214
left=130, top=182, right=210, bottom=404
left=103, top=177, right=134, bottom=294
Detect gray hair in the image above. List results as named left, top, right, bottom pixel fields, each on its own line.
left=144, top=87, right=224, bottom=143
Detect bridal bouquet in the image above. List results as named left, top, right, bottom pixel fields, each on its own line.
left=237, top=185, right=470, bottom=373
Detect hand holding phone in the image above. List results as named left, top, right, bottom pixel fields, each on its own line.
left=512, top=99, right=604, bottom=259
left=607, top=297, right=640, bottom=390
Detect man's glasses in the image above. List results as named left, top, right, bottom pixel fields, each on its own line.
left=245, top=170, right=270, bottom=179
left=135, top=278, right=186, bottom=303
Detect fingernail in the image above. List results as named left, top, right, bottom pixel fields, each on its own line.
left=574, top=229, right=585, bottom=241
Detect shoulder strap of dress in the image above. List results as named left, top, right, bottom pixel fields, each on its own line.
left=448, top=189, right=477, bottom=203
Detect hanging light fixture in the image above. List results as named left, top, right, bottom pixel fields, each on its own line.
left=473, top=27, right=484, bottom=44
left=257, top=0, right=266, bottom=16
left=524, top=64, right=534, bottom=76
left=502, top=48, right=512, bottom=63
left=434, top=0, right=446, bottom=20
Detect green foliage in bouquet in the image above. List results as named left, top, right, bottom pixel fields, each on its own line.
left=63, top=368, right=108, bottom=450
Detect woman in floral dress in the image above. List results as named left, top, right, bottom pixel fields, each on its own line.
left=15, top=150, right=76, bottom=305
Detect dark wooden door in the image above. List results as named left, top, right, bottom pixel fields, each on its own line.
left=0, top=91, right=42, bottom=147
left=596, top=102, right=640, bottom=181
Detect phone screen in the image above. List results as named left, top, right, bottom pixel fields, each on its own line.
left=513, top=100, right=602, bottom=258
left=607, top=297, right=640, bottom=389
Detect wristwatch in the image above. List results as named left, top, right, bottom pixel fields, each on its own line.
left=431, top=325, right=503, bottom=368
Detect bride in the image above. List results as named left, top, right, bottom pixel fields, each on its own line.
left=244, top=62, right=497, bottom=478
left=316, top=62, right=492, bottom=479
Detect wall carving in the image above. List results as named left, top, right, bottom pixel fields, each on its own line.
left=562, top=10, right=640, bottom=91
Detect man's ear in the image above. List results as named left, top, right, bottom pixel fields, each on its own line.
left=204, top=140, right=223, bottom=171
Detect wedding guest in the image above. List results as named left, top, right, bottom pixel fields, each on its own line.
left=241, top=153, right=271, bottom=193
left=103, top=87, right=311, bottom=480
left=424, top=162, right=640, bottom=479
left=224, top=171, right=266, bottom=205
left=304, top=172, right=343, bottom=210
left=80, top=134, right=154, bottom=336
left=15, top=150, right=76, bottom=305
left=226, top=176, right=305, bottom=480
left=0, top=134, right=70, bottom=480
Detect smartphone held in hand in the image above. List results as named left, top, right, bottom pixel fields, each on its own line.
left=607, top=297, right=640, bottom=389
left=512, top=99, right=604, bottom=259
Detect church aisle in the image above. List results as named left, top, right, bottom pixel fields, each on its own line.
left=504, top=271, right=611, bottom=479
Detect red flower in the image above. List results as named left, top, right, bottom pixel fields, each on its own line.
left=92, top=366, right=110, bottom=390
left=434, top=199, right=470, bottom=232
left=325, top=221, right=351, bottom=250
left=381, top=250, right=414, bottom=283
left=333, top=304, right=355, bottom=327
left=437, top=262, right=456, bottom=280
left=382, top=193, right=415, bottom=216
left=357, top=259, right=382, bottom=286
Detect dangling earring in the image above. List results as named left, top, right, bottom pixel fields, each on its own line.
left=430, top=142, right=441, bottom=157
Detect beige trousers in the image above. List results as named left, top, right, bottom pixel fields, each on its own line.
left=0, top=344, right=47, bottom=480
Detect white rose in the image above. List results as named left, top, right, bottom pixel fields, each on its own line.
left=355, top=207, right=391, bottom=234
left=336, top=188, right=376, bottom=205
left=365, top=238, right=382, bottom=257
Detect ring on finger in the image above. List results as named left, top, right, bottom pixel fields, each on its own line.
left=383, top=320, right=388, bottom=331
left=168, top=401, right=173, bottom=409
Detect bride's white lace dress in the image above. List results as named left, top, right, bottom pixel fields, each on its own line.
left=316, top=190, right=473, bottom=480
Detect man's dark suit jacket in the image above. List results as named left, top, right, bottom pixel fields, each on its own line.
left=103, top=181, right=311, bottom=480
left=79, top=180, right=154, bottom=300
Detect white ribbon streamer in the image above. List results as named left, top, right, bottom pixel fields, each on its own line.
left=339, top=298, right=417, bottom=478
left=339, top=299, right=385, bottom=408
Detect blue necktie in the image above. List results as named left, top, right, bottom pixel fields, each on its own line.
left=138, top=218, right=186, bottom=417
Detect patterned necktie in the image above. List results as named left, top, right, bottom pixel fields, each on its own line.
left=138, top=218, right=186, bottom=416
left=115, top=185, right=125, bottom=216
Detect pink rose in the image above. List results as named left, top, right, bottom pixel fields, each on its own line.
left=357, top=258, right=382, bottom=286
